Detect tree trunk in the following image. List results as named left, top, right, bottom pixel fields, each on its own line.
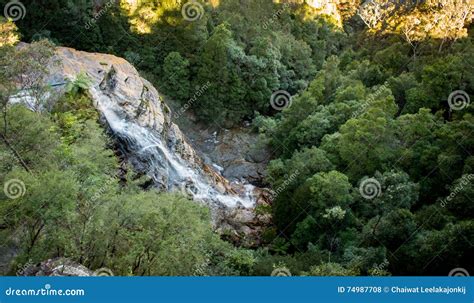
left=0, top=132, right=32, bottom=173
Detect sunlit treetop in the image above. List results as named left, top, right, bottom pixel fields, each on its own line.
left=120, top=0, right=198, bottom=33
left=0, top=18, right=19, bottom=47
left=358, top=0, right=474, bottom=42
left=275, top=0, right=347, bottom=26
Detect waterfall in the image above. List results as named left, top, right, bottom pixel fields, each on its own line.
left=8, top=45, right=269, bottom=243
left=93, top=87, right=256, bottom=210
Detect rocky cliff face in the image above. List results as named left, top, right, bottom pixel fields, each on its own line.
left=47, top=47, right=271, bottom=246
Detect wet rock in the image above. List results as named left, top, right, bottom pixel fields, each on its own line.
left=169, top=121, right=271, bottom=185
left=224, top=160, right=265, bottom=184
left=233, top=209, right=255, bottom=224
left=23, top=258, right=94, bottom=277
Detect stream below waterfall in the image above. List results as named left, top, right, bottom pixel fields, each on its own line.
left=95, top=89, right=256, bottom=209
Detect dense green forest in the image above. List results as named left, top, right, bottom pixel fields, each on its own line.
left=1, top=0, right=473, bottom=276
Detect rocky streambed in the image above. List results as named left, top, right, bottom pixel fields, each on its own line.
left=166, top=108, right=272, bottom=186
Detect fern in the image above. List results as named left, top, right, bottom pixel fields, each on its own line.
left=65, top=72, right=92, bottom=96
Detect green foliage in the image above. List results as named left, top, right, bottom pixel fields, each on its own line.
left=65, top=72, right=92, bottom=97
left=4, top=0, right=474, bottom=277
left=307, top=171, right=353, bottom=211
left=0, top=106, right=59, bottom=170
left=92, top=191, right=226, bottom=276
left=0, top=88, right=247, bottom=277
left=0, top=39, right=55, bottom=116
left=364, top=209, right=417, bottom=250
left=0, top=17, right=19, bottom=47
left=258, top=16, right=473, bottom=275
left=444, top=174, right=474, bottom=220
left=10, top=0, right=344, bottom=127
left=1, top=169, right=78, bottom=262
left=162, top=52, right=190, bottom=102
left=303, top=262, right=357, bottom=276
left=342, top=246, right=388, bottom=276
left=194, top=23, right=246, bottom=125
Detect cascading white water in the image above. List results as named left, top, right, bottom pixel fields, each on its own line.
left=95, top=90, right=256, bottom=209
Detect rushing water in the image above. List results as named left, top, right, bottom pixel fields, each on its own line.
left=94, top=89, right=256, bottom=209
